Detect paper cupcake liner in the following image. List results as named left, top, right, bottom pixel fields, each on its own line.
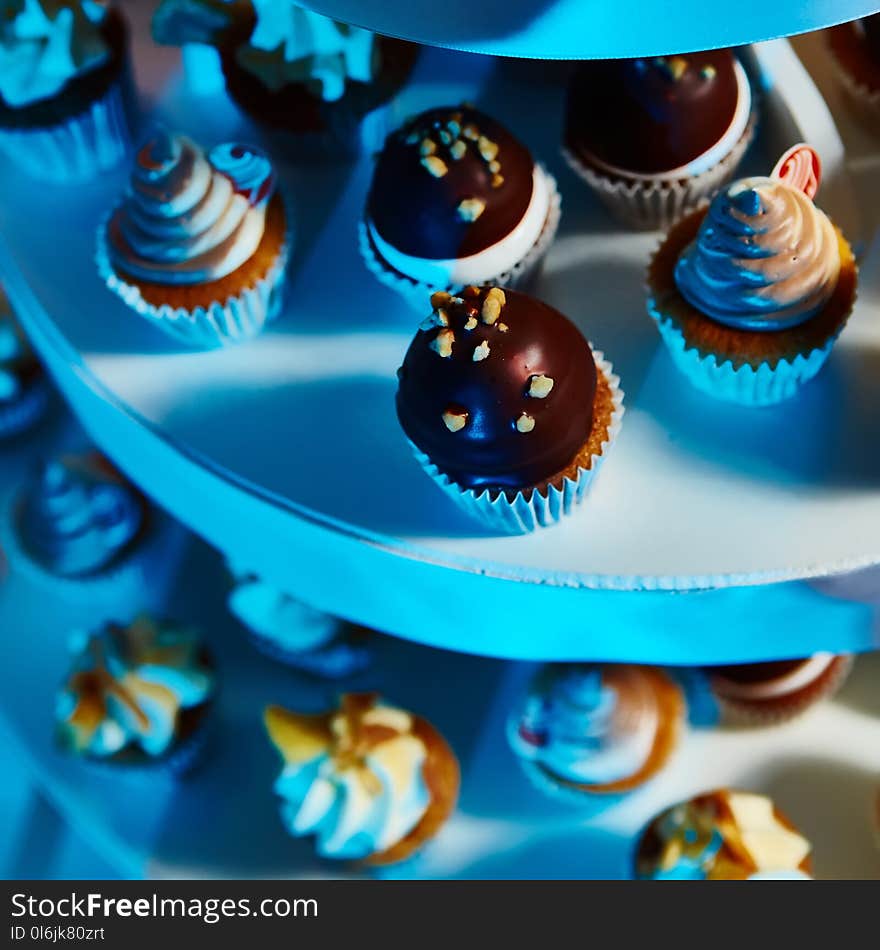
left=359, top=167, right=562, bottom=312
left=649, top=308, right=838, bottom=406
left=562, top=111, right=757, bottom=232
left=711, top=655, right=854, bottom=727
left=0, top=378, right=51, bottom=440
left=95, top=202, right=292, bottom=349
left=0, top=75, right=133, bottom=184
left=247, top=629, right=372, bottom=679
left=409, top=352, right=623, bottom=535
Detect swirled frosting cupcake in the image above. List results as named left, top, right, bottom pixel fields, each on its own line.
left=0, top=2, right=133, bottom=182
left=0, top=286, right=50, bottom=439
left=508, top=664, right=684, bottom=797
left=636, top=790, right=813, bottom=880
left=56, top=615, right=215, bottom=771
left=98, top=129, right=289, bottom=347
left=264, top=693, right=459, bottom=864
left=647, top=145, right=857, bottom=405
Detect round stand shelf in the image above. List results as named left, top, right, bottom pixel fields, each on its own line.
left=2, top=7, right=879, bottom=662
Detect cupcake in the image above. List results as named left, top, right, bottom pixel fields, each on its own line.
left=361, top=105, right=561, bottom=308
left=827, top=14, right=880, bottom=127
left=507, top=664, right=685, bottom=799
left=647, top=144, right=857, bottom=405
left=152, top=0, right=417, bottom=160
left=396, top=286, right=623, bottom=533
left=97, top=129, right=290, bottom=348
left=563, top=51, right=756, bottom=230
left=0, top=1, right=134, bottom=182
left=635, top=789, right=813, bottom=880
left=3, top=451, right=167, bottom=607
left=227, top=567, right=371, bottom=678
left=264, top=693, right=459, bottom=865
left=705, top=654, right=853, bottom=725
left=56, top=615, right=215, bottom=774
left=0, top=285, right=51, bottom=439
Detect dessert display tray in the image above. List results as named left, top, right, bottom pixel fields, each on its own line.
left=2, top=9, right=880, bottom=662
left=1, top=417, right=878, bottom=880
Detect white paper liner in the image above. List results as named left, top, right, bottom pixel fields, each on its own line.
left=359, top=167, right=561, bottom=311
left=95, top=199, right=292, bottom=349
left=0, top=377, right=51, bottom=440
left=562, top=111, right=757, bottom=232
left=0, top=75, right=133, bottom=184
left=409, top=351, right=623, bottom=535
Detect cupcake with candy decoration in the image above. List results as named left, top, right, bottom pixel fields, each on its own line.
left=827, top=14, right=880, bottom=127
left=508, top=664, right=685, bottom=800
left=563, top=51, right=756, bottom=230
left=705, top=654, right=853, bottom=726
left=0, top=1, right=134, bottom=182
left=152, top=0, right=416, bottom=160
left=635, top=789, right=813, bottom=880
left=396, top=286, right=623, bottom=533
left=226, top=563, right=371, bottom=678
left=647, top=145, right=857, bottom=405
left=361, top=105, right=561, bottom=308
left=56, top=615, right=216, bottom=775
left=0, top=285, right=51, bottom=439
left=264, top=693, right=459, bottom=865
left=97, top=129, right=290, bottom=348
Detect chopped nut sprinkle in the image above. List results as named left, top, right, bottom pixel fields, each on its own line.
left=420, top=138, right=437, bottom=156
left=463, top=286, right=480, bottom=298
left=430, top=328, right=454, bottom=357
left=473, top=340, right=490, bottom=362
left=701, top=64, right=717, bottom=80
left=442, top=408, right=468, bottom=432
left=462, top=123, right=479, bottom=141
left=436, top=309, right=449, bottom=326
left=481, top=295, right=501, bottom=325
left=464, top=316, right=478, bottom=331
left=668, top=56, right=688, bottom=80
left=439, top=129, right=453, bottom=146
left=488, top=160, right=500, bottom=173
left=422, top=155, right=448, bottom=177
left=478, top=136, right=498, bottom=162
left=527, top=374, right=554, bottom=398
left=516, top=412, right=535, bottom=433
left=486, top=287, right=506, bottom=306
left=497, top=322, right=509, bottom=333
left=492, top=173, right=505, bottom=189
left=449, top=140, right=467, bottom=160
left=430, top=290, right=452, bottom=309
left=458, top=197, right=486, bottom=222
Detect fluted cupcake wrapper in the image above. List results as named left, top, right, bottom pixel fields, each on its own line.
left=0, top=74, right=133, bottom=184
left=0, top=378, right=51, bottom=440
left=561, top=112, right=756, bottom=232
left=409, top=352, right=623, bottom=535
left=95, top=204, right=292, bottom=349
left=359, top=167, right=561, bottom=312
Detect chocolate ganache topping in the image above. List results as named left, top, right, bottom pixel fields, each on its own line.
left=396, top=286, right=597, bottom=490
left=565, top=50, right=746, bottom=177
left=367, top=106, right=536, bottom=260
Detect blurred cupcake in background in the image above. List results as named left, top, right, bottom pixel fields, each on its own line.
left=3, top=451, right=172, bottom=608
left=97, top=128, right=290, bottom=348
left=827, top=14, right=880, bottom=127
left=705, top=654, right=853, bottom=726
left=56, top=615, right=216, bottom=775
left=563, top=51, right=756, bottom=230
left=647, top=145, right=857, bottom=405
left=0, top=285, right=51, bottom=440
left=0, top=1, right=135, bottom=182
left=264, top=693, right=459, bottom=865
left=152, top=0, right=417, bottom=160
left=635, top=789, right=813, bottom=880
left=362, top=105, right=560, bottom=308
left=507, top=664, right=685, bottom=800
left=226, top=562, right=371, bottom=678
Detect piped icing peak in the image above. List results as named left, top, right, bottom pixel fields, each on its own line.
left=674, top=158, right=841, bottom=331
left=57, top=615, right=215, bottom=759
left=17, top=453, right=144, bottom=577
left=107, top=130, right=276, bottom=286
left=0, top=0, right=110, bottom=108
left=265, top=694, right=432, bottom=860
left=509, top=664, right=664, bottom=787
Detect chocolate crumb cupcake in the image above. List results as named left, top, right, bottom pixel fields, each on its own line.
left=396, top=286, right=623, bottom=533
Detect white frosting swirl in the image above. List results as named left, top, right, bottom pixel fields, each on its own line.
left=0, top=0, right=109, bottom=108
left=107, top=130, right=275, bottom=286
left=236, top=0, right=376, bottom=101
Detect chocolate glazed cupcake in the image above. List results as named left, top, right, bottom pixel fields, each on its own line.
left=362, top=106, right=561, bottom=308
left=706, top=654, right=853, bottom=726
left=827, top=14, right=880, bottom=127
left=396, top=286, right=623, bottom=533
left=563, top=51, right=756, bottom=230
